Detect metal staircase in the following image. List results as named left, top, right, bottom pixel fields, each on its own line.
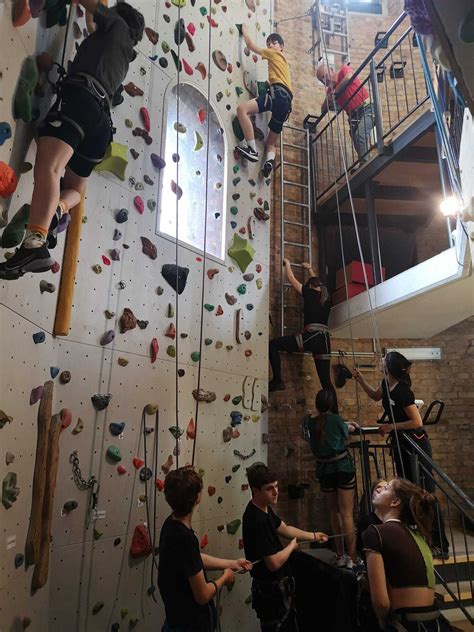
left=278, top=124, right=312, bottom=336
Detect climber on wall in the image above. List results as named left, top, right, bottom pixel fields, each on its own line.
left=235, top=26, right=293, bottom=179
left=269, top=259, right=339, bottom=412
left=0, top=0, right=144, bottom=280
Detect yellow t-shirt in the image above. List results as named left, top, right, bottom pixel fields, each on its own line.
left=261, top=48, right=292, bottom=92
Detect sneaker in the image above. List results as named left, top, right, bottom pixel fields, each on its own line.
left=334, top=555, right=346, bottom=568
left=236, top=145, right=259, bottom=163
left=0, top=244, right=54, bottom=280
left=268, top=380, right=285, bottom=392
left=47, top=206, right=62, bottom=249
left=431, top=546, right=449, bottom=560
left=344, top=557, right=357, bottom=570
left=262, top=159, right=274, bottom=178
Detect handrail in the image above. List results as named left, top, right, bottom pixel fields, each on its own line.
left=311, top=11, right=408, bottom=136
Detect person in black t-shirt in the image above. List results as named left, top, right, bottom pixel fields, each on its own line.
left=352, top=351, right=449, bottom=557
left=269, top=259, right=338, bottom=412
left=0, top=0, right=144, bottom=281
left=242, top=463, right=328, bottom=632
left=158, top=467, right=252, bottom=632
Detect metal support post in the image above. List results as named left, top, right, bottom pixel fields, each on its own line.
left=370, top=60, right=385, bottom=155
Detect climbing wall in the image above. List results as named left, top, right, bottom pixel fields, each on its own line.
left=0, top=0, right=274, bottom=629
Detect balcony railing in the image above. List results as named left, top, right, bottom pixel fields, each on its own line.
left=311, top=12, right=430, bottom=201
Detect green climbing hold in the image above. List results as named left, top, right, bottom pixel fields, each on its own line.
left=194, top=131, right=203, bottom=151
left=191, top=351, right=200, bottom=362
left=230, top=206, right=238, bottom=216
left=199, top=6, right=207, bottom=15
left=204, top=303, right=214, bottom=312
left=226, top=519, right=241, bottom=535
left=227, top=234, right=255, bottom=273
left=232, top=396, right=242, bottom=405
left=95, top=142, right=128, bottom=181
left=106, top=446, right=122, bottom=463
left=14, top=57, right=39, bottom=123
left=169, top=425, right=184, bottom=438
left=162, top=41, right=170, bottom=53
left=232, top=464, right=241, bottom=473
left=171, top=50, right=182, bottom=72
left=232, top=116, right=244, bottom=142
left=233, top=165, right=240, bottom=174
left=167, top=303, right=175, bottom=318
left=166, top=345, right=176, bottom=358
left=235, top=86, right=244, bottom=97
left=264, top=200, right=270, bottom=211
left=0, top=204, right=30, bottom=248
left=237, top=284, right=247, bottom=295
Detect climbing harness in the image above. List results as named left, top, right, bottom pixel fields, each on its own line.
left=251, top=575, right=297, bottom=631
left=295, top=323, right=329, bottom=352
left=69, top=450, right=99, bottom=523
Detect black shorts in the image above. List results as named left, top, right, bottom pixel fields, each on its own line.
left=38, top=84, right=113, bottom=178
left=319, top=469, right=356, bottom=493
left=255, top=84, right=293, bottom=134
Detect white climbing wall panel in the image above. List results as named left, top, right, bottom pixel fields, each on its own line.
left=0, top=0, right=274, bottom=629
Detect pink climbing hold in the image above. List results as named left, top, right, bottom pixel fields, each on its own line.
left=256, top=263, right=262, bottom=272
left=198, top=108, right=206, bottom=124
left=102, top=255, right=111, bottom=265
left=150, top=338, right=159, bottom=363
left=187, top=22, right=195, bottom=36
left=51, top=261, right=60, bottom=273
left=216, top=305, right=223, bottom=316
left=239, top=227, right=246, bottom=235
left=207, top=15, right=218, bottom=27
left=117, top=465, right=127, bottom=475
left=139, top=107, right=150, bottom=132
left=165, top=323, right=176, bottom=339
left=60, top=408, right=72, bottom=431
left=134, top=196, right=144, bottom=214
left=30, top=385, right=44, bottom=405
left=182, top=59, right=193, bottom=76
left=171, top=180, right=183, bottom=200
left=257, top=197, right=264, bottom=205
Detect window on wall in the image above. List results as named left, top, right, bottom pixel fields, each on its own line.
left=347, top=0, right=382, bottom=14
left=158, top=83, right=226, bottom=261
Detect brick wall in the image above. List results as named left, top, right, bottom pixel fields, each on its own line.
left=269, top=1, right=474, bottom=531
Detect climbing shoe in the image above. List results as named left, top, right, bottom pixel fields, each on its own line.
left=0, top=244, right=54, bottom=280
left=47, top=205, right=63, bottom=249
left=261, top=159, right=274, bottom=178
left=269, top=380, right=285, bottom=392
left=236, top=145, right=259, bottom=163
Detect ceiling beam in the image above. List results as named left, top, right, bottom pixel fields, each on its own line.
left=394, top=146, right=438, bottom=163
left=353, top=184, right=438, bottom=201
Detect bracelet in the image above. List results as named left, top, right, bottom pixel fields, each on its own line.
left=313, top=531, right=317, bottom=541
left=209, top=580, right=218, bottom=597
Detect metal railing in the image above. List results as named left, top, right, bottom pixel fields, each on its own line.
left=312, top=12, right=430, bottom=200
left=350, top=426, right=474, bottom=624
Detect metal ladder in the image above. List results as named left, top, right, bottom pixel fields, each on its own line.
left=311, top=2, right=350, bottom=66
left=278, top=124, right=312, bottom=336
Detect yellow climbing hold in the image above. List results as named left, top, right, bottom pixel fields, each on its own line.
left=194, top=131, right=203, bottom=151
left=227, top=234, right=255, bottom=273
left=171, top=0, right=186, bottom=5
left=95, top=142, right=128, bottom=181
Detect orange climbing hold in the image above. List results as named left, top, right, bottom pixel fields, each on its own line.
left=200, top=534, right=208, bottom=549
left=133, top=457, right=144, bottom=469
left=0, top=162, right=18, bottom=198
left=186, top=418, right=195, bottom=439
left=155, top=478, right=165, bottom=491
left=12, top=0, right=31, bottom=27
left=150, top=338, right=159, bottom=363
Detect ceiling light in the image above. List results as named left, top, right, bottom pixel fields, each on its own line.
left=439, top=196, right=460, bottom=217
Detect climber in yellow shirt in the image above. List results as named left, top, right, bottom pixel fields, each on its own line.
left=236, top=25, right=293, bottom=179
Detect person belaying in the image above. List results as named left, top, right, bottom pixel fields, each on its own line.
left=235, top=26, right=293, bottom=179
left=0, top=0, right=144, bottom=280
left=158, top=467, right=252, bottom=632
left=269, top=259, right=339, bottom=411
left=242, top=463, right=328, bottom=632
left=352, top=351, right=450, bottom=559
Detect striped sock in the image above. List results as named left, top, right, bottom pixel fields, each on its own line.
left=24, top=225, right=47, bottom=249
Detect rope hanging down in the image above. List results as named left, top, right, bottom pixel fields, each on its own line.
left=316, top=2, right=406, bottom=479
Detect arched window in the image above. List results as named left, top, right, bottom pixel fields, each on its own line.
left=158, top=82, right=227, bottom=261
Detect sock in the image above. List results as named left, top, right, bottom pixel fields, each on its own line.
left=247, top=139, right=257, bottom=151
left=239, top=139, right=247, bottom=148
left=24, top=225, right=47, bottom=249
left=58, top=200, right=67, bottom=216
left=265, top=151, right=276, bottom=162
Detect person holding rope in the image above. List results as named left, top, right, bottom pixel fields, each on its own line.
left=235, top=26, right=293, bottom=179
left=0, top=0, right=144, bottom=280
left=242, top=463, right=328, bottom=632
left=306, top=389, right=358, bottom=569
left=158, top=467, right=252, bottom=632
left=269, top=259, right=338, bottom=412
left=352, top=351, right=449, bottom=559
left=363, top=478, right=453, bottom=631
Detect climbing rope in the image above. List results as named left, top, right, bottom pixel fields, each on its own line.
left=142, top=407, right=160, bottom=599
left=316, top=2, right=406, bottom=480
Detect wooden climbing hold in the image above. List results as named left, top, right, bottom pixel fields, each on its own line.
left=124, top=82, right=143, bottom=97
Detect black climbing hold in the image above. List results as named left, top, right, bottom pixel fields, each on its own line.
left=63, top=500, right=78, bottom=513
left=140, top=467, right=153, bottom=482
left=171, top=50, right=182, bottom=72
left=161, top=264, right=189, bottom=295
left=137, top=320, right=149, bottom=329
left=177, top=369, right=185, bottom=377
left=114, top=537, right=121, bottom=546
left=14, top=553, right=24, bottom=569
left=116, top=209, right=128, bottom=223
left=33, top=331, right=45, bottom=344
left=174, top=18, right=186, bottom=45
left=91, top=394, right=112, bottom=411
left=225, top=475, right=232, bottom=484
left=159, top=57, right=168, bottom=68
left=111, top=624, right=120, bottom=632
left=109, top=421, right=126, bottom=436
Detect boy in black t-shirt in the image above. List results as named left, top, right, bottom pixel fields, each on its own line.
left=242, top=464, right=328, bottom=632
left=158, top=467, right=252, bottom=632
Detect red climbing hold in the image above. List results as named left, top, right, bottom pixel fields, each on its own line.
left=256, top=264, right=262, bottom=273
left=207, top=268, right=219, bottom=279
left=117, top=465, right=127, bottom=475
left=141, top=236, right=157, bottom=260
left=207, top=15, right=218, bottom=27
left=257, top=197, right=263, bottom=205
left=198, top=108, right=206, bottom=124
left=187, top=22, right=195, bottom=36
left=130, top=525, right=152, bottom=558
left=239, top=227, right=246, bottom=235
left=133, top=458, right=144, bottom=469
left=60, top=408, right=72, bottom=431
left=134, top=196, right=144, bottom=214
left=245, top=350, right=252, bottom=357
left=207, top=485, right=216, bottom=496
left=200, top=534, right=208, bottom=549
left=216, top=305, right=223, bottom=316
left=139, top=107, right=150, bottom=132
left=195, top=62, right=207, bottom=80
left=239, top=538, right=244, bottom=550
left=155, top=478, right=165, bottom=491
left=223, top=394, right=231, bottom=402
left=165, top=323, right=176, bottom=339
left=102, top=255, right=111, bottom=266
left=150, top=338, right=159, bottom=363
left=51, top=261, right=60, bottom=273
left=196, top=256, right=202, bottom=262
left=0, top=162, right=18, bottom=198
left=186, top=418, right=195, bottom=440
left=182, top=59, right=193, bottom=76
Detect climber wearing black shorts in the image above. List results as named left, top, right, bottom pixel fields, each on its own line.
left=0, top=0, right=144, bottom=281
left=269, top=259, right=338, bottom=412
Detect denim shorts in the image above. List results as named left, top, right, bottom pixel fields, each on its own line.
left=256, top=84, right=293, bottom=134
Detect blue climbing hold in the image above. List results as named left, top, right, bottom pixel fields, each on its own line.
left=0, top=122, right=12, bottom=146
left=230, top=411, right=242, bottom=427
left=113, top=229, right=122, bottom=241
left=14, top=553, right=24, bottom=569
left=230, top=221, right=237, bottom=229
left=50, top=367, right=60, bottom=379
left=116, top=208, right=128, bottom=224
left=109, top=421, right=126, bottom=436
left=33, top=331, right=45, bottom=344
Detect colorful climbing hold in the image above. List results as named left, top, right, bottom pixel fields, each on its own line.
left=100, top=330, right=115, bottom=346
left=91, top=393, right=112, bottom=411
left=95, top=142, right=128, bottom=181
left=226, top=519, right=241, bottom=535
left=134, top=196, right=144, bottom=214
left=32, top=331, right=45, bottom=344
left=109, top=422, right=126, bottom=436
left=150, top=338, right=159, bottom=363
left=141, top=236, right=157, bottom=260
left=227, top=234, right=255, bottom=273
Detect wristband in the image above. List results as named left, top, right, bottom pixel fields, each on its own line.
left=313, top=531, right=317, bottom=541
left=209, top=580, right=218, bottom=597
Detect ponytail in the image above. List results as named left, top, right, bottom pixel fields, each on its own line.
left=314, top=389, right=335, bottom=444
left=385, top=351, right=412, bottom=387
left=392, top=478, right=435, bottom=542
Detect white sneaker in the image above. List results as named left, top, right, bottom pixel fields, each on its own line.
left=345, top=557, right=356, bottom=570
left=334, top=555, right=346, bottom=568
